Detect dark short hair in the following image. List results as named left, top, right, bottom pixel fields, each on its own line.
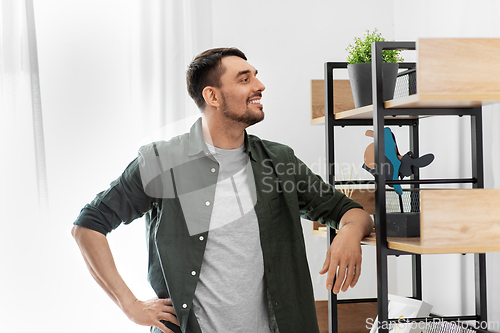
left=186, top=47, right=247, bottom=110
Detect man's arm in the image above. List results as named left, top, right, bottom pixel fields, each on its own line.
left=288, top=152, right=372, bottom=293
left=319, top=208, right=373, bottom=294
left=71, top=225, right=179, bottom=333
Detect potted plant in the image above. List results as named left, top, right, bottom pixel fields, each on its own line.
left=346, top=29, right=403, bottom=108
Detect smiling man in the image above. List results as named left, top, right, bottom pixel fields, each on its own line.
left=72, top=47, right=373, bottom=333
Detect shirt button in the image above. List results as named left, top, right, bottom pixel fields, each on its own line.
left=199, top=236, right=204, bottom=241
left=211, top=167, right=216, bottom=173
left=191, top=271, right=197, bottom=276
left=205, top=201, right=210, bottom=206
left=182, top=303, right=188, bottom=309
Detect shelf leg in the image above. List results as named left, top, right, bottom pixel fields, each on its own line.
left=471, top=107, right=484, bottom=189
left=324, top=62, right=338, bottom=333
left=471, top=107, right=487, bottom=329
left=475, top=253, right=488, bottom=327
left=373, top=41, right=390, bottom=333
left=412, top=254, right=422, bottom=300
left=327, top=227, right=338, bottom=333
left=409, top=120, right=420, bottom=213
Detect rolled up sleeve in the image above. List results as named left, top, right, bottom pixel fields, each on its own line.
left=74, top=157, right=155, bottom=235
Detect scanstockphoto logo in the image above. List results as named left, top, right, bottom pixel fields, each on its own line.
left=365, top=317, right=500, bottom=332
left=260, top=159, right=334, bottom=195
left=281, top=157, right=395, bottom=182
left=259, top=159, right=378, bottom=195
left=258, top=157, right=393, bottom=194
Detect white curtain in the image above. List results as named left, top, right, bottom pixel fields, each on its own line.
left=0, top=0, right=52, bottom=330
left=1, top=0, right=212, bottom=331
left=132, top=0, right=213, bottom=144
left=0, top=0, right=48, bottom=217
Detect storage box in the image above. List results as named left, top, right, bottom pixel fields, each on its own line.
left=386, top=213, right=420, bottom=237
left=369, top=294, right=433, bottom=333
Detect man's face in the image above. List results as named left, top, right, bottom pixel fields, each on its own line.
left=217, top=56, right=266, bottom=126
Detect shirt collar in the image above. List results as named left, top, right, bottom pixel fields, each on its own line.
left=244, top=132, right=257, bottom=162
left=187, top=117, right=256, bottom=162
left=187, top=117, right=206, bottom=157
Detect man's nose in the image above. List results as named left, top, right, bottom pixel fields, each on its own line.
left=255, top=78, right=265, bottom=92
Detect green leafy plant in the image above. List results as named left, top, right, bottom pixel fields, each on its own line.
left=346, top=29, right=403, bottom=64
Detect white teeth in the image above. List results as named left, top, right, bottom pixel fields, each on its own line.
left=250, top=99, right=261, bottom=104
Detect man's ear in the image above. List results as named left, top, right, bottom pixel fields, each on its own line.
left=202, top=86, right=220, bottom=109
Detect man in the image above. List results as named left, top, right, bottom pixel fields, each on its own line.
left=72, top=47, right=373, bottom=333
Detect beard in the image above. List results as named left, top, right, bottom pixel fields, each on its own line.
left=220, top=91, right=264, bottom=126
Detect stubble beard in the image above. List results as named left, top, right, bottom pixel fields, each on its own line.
left=220, top=92, right=264, bottom=126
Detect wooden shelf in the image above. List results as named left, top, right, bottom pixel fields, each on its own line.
left=334, top=102, right=418, bottom=120
left=364, top=189, right=500, bottom=254
left=361, top=233, right=500, bottom=254
left=315, top=93, right=500, bottom=121
left=326, top=229, right=500, bottom=254
left=335, top=93, right=500, bottom=120
left=311, top=115, right=325, bottom=125
left=385, top=93, right=500, bottom=109
left=322, top=189, right=500, bottom=254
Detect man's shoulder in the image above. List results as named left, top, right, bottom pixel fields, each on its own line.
left=138, top=132, right=190, bottom=154
left=135, top=132, right=194, bottom=175
left=247, top=134, right=295, bottom=159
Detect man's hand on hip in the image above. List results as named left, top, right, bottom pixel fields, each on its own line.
left=125, top=297, right=179, bottom=333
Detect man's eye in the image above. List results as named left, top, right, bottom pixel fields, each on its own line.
left=241, top=77, right=249, bottom=82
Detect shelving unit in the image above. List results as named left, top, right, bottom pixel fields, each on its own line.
left=321, top=38, right=500, bottom=333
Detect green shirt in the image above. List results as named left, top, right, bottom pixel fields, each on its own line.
left=74, top=117, right=362, bottom=333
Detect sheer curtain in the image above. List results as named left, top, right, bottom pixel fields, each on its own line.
left=0, top=0, right=51, bottom=330
left=0, top=0, right=48, bottom=217
left=1, top=0, right=212, bottom=331
left=132, top=0, right=213, bottom=144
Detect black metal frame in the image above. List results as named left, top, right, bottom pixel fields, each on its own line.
left=325, top=41, right=488, bottom=333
